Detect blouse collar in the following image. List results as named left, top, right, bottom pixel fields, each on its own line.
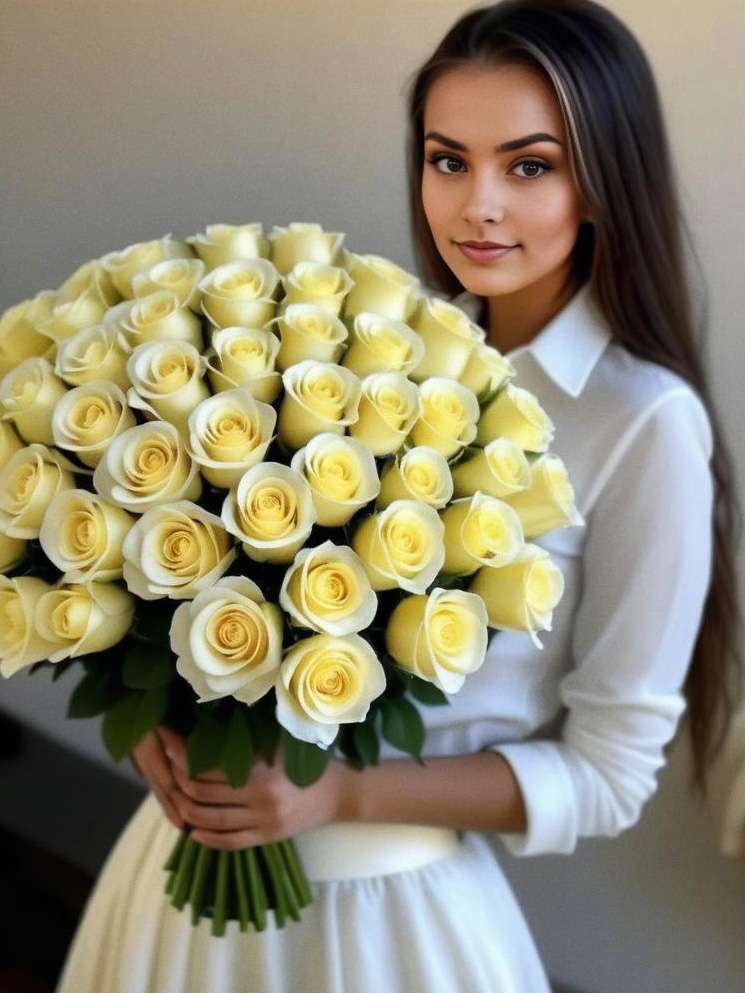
left=451, top=281, right=614, bottom=399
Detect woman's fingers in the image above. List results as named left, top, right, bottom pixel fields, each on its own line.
left=156, top=725, right=225, bottom=782
left=189, top=828, right=263, bottom=851
left=171, top=760, right=238, bottom=804
left=173, top=796, right=257, bottom=833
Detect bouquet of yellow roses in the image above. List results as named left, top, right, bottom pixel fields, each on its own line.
left=0, top=222, right=580, bottom=934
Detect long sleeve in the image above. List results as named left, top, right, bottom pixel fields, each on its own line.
left=488, top=387, right=715, bottom=856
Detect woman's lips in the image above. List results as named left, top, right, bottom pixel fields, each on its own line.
left=456, top=242, right=517, bottom=263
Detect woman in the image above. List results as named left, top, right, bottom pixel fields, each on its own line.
left=56, top=1, right=742, bottom=990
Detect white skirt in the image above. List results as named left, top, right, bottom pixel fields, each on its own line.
left=56, top=792, right=551, bottom=993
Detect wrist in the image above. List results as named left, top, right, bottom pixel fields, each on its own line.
left=329, top=758, right=363, bottom=823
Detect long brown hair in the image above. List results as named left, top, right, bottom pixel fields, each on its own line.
left=405, top=0, right=743, bottom=799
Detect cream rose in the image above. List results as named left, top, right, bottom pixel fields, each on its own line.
left=342, top=253, right=421, bottom=322
left=352, top=499, right=445, bottom=593
left=0, top=297, right=58, bottom=379
left=0, top=421, right=24, bottom=469
left=51, top=380, right=137, bottom=468
left=410, top=297, right=485, bottom=381
left=278, top=360, right=361, bottom=451
left=186, top=223, right=269, bottom=270
left=125, top=340, right=210, bottom=436
left=0, top=533, right=26, bottom=572
left=122, top=500, right=237, bottom=600
left=377, top=447, right=453, bottom=510
left=279, top=262, right=354, bottom=317
left=92, top=420, right=202, bottom=513
left=469, top=543, right=565, bottom=649
left=269, top=303, right=348, bottom=371
left=171, top=575, right=282, bottom=704
left=34, top=580, right=136, bottom=664
left=477, top=383, right=555, bottom=452
left=221, top=461, right=317, bottom=564
left=267, top=223, right=344, bottom=276
left=458, top=343, right=515, bottom=397
left=57, top=258, right=119, bottom=310
left=341, top=313, right=425, bottom=379
left=199, top=259, right=280, bottom=329
left=54, top=324, right=131, bottom=390
left=119, top=291, right=204, bottom=351
left=348, top=372, right=420, bottom=456
left=100, top=235, right=193, bottom=298
left=411, top=377, right=479, bottom=458
left=440, top=492, right=524, bottom=575
left=186, top=388, right=276, bottom=488
left=131, top=257, right=207, bottom=311
left=204, top=326, right=282, bottom=404
left=39, top=489, right=136, bottom=582
left=0, top=576, right=62, bottom=676
left=276, top=632, right=386, bottom=748
left=501, top=453, right=584, bottom=538
left=290, top=433, right=380, bottom=527
left=0, top=444, right=79, bottom=538
left=385, top=587, right=488, bottom=693
left=451, top=438, right=532, bottom=500
left=36, top=284, right=111, bottom=347
left=0, top=357, right=68, bottom=444
left=280, top=541, right=377, bottom=636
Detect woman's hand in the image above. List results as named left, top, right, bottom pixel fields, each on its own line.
left=157, top=725, right=354, bottom=851
left=130, top=728, right=185, bottom=830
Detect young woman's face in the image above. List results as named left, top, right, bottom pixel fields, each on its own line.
left=421, top=64, right=589, bottom=302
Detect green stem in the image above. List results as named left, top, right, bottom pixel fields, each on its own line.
left=163, top=828, right=188, bottom=872
left=262, top=844, right=288, bottom=927
left=212, top=850, right=230, bottom=937
left=244, top=847, right=268, bottom=932
left=189, top=844, right=214, bottom=926
left=268, top=842, right=301, bottom=921
left=232, top=850, right=251, bottom=932
left=279, top=838, right=313, bottom=907
left=171, top=836, right=199, bottom=911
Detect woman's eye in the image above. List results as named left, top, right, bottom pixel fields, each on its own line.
left=511, top=159, right=552, bottom=179
left=427, top=154, right=465, bottom=175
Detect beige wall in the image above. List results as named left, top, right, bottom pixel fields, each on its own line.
left=1, top=2, right=744, bottom=991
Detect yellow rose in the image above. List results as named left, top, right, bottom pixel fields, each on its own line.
left=186, top=223, right=269, bottom=270
left=0, top=357, right=68, bottom=444
left=501, top=452, right=584, bottom=538
left=36, top=285, right=111, bottom=347
left=342, top=253, right=421, bottom=322
left=290, top=433, right=379, bottom=527
left=377, top=446, right=453, bottom=510
left=51, top=380, right=137, bottom=468
left=269, top=303, right=348, bottom=371
left=54, top=324, right=132, bottom=391
left=199, top=259, right=280, bottom=329
left=411, top=377, right=479, bottom=458
left=279, top=262, right=354, bottom=317
left=0, top=533, right=26, bottom=572
left=352, top=499, right=445, bottom=593
left=92, top=420, right=202, bottom=513
left=120, top=290, right=204, bottom=350
left=0, top=443, right=78, bottom=538
left=279, top=541, right=377, bottom=635
left=341, top=312, right=425, bottom=379
left=276, top=632, right=386, bottom=748
left=477, top=383, right=555, bottom=452
left=205, top=326, right=282, bottom=404
left=34, top=580, right=135, bottom=663
left=450, top=438, right=532, bottom=500
left=122, top=500, right=237, bottom=600
left=348, top=372, right=420, bottom=456
left=440, top=492, right=524, bottom=575
left=0, top=576, right=61, bottom=676
left=0, top=421, right=24, bottom=470
left=221, top=461, right=317, bottom=564
left=385, top=587, right=488, bottom=693
left=278, top=360, right=361, bottom=451
left=458, top=342, right=515, bottom=396
left=267, top=223, right=344, bottom=276
left=57, top=258, right=119, bottom=311
left=171, top=575, right=282, bottom=704
left=131, top=257, right=207, bottom=311
left=0, top=297, right=58, bottom=379
left=100, top=235, right=193, bottom=298
left=469, top=543, right=565, bottom=648
left=125, top=340, right=210, bottom=436
left=409, top=297, right=485, bottom=381
left=39, top=488, right=136, bottom=582
left=186, top=388, right=277, bottom=488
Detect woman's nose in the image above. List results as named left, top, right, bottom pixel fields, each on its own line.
left=460, top=175, right=506, bottom=227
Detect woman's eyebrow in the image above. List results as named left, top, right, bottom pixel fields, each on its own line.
left=424, top=130, right=563, bottom=152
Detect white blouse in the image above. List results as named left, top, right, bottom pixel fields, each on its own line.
left=375, top=281, right=715, bottom=859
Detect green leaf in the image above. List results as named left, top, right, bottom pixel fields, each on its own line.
left=406, top=677, right=450, bottom=707
left=67, top=665, right=121, bottom=719
left=380, top=697, right=425, bottom=760
left=250, top=702, right=280, bottom=765
left=122, top=641, right=174, bottom=690
left=51, top=658, right=77, bottom=683
left=280, top=728, right=331, bottom=787
left=186, top=716, right=226, bottom=779
left=220, top=706, right=254, bottom=788
left=353, top=714, right=380, bottom=766
left=102, top=685, right=169, bottom=761
left=186, top=705, right=255, bottom=787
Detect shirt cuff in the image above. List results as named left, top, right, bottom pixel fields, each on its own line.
left=488, top=741, right=579, bottom=856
